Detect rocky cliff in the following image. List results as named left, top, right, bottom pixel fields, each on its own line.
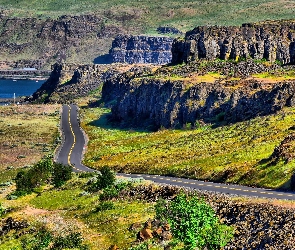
left=102, top=60, right=295, bottom=129
left=172, top=20, right=295, bottom=64
left=109, top=35, right=174, bottom=64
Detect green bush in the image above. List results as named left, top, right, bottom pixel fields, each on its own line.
left=52, top=231, right=89, bottom=250
left=155, top=194, right=234, bottom=250
left=15, top=156, right=53, bottom=195
left=21, top=226, right=52, bottom=250
left=99, top=186, right=120, bottom=201
left=94, top=201, right=115, bottom=212
left=88, top=166, right=116, bottom=191
left=52, top=163, right=72, bottom=188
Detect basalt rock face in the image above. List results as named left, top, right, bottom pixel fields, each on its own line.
left=103, top=61, right=295, bottom=129
left=109, top=35, right=174, bottom=64
left=172, top=20, right=295, bottom=64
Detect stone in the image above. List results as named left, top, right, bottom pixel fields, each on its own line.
left=137, top=228, right=153, bottom=241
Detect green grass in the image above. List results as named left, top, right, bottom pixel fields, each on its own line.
left=81, top=107, right=295, bottom=189
left=1, top=0, right=295, bottom=32
left=0, top=176, right=155, bottom=250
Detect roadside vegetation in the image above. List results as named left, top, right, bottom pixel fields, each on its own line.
left=1, top=0, right=295, bottom=32
left=81, top=106, right=295, bottom=189
left=0, top=104, right=60, bottom=182
left=0, top=163, right=234, bottom=249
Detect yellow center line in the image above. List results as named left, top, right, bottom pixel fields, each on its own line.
left=67, top=105, right=81, bottom=172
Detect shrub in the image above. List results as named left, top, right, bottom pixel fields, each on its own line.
left=52, top=163, right=72, bottom=187
left=155, top=194, right=234, bottom=250
left=15, top=156, right=53, bottom=195
left=94, top=201, right=115, bottom=212
left=21, top=226, right=53, bottom=250
left=52, top=231, right=89, bottom=250
left=88, top=166, right=116, bottom=191
left=99, top=186, right=120, bottom=201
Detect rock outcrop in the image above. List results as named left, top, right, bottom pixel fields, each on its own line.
left=172, top=20, right=295, bottom=64
left=102, top=60, right=295, bottom=129
left=109, top=35, right=174, bottom=64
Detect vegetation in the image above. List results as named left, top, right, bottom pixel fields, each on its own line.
left=81, top=107, right=295, bottom=189
left=0, top=172, right=154, bottom=249
left=156, top=194, right=234, bottom=249
left=52, top=163, right=72, bottom=188
left=0, top=0, right=295, bottom=32
left=0, top=105, right=60, bottom=174
left=14, top=156, right=53, bottom=195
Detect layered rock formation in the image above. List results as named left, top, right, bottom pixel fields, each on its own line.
left=102, top=60, right=295, bottom=129
left=172, top=20, right=295, bottom=64
left=109, top=35, right=174, bottom=64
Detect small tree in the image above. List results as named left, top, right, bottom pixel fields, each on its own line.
left=155, top=194, right=234, bottom=250
left=52, top=163, right=72, bottom=188
left=89, top=166, right=116, bottom=191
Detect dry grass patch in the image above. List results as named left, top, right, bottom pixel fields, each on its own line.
left=0, top=104, right=60, bottom=170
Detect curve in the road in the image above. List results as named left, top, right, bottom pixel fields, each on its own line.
left=57, top=104, right=93, bottom=172
left=57, top=104, right=295, bottom=200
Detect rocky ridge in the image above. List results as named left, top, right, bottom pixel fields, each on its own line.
left=30, top=63, right=144, bottom=103
left=102, top=60, right=295, bottom=129
left=172, top=20, right=295, bottom=64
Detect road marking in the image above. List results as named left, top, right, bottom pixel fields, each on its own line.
left=67, top=105, right=82, bottom=172
left=251, top=190, right=257, bottom=193
left=206, top=184, right=213, bottom=187
left=267, top=192, right=273, bottom=195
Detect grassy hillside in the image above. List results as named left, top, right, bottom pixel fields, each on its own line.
left=81, top=106, right=295, bottom=189
left=1, top=0, right=295, bottom=33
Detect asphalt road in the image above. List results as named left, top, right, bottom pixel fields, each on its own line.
left=56, top=104, right=94, bottom=172
left=57, top=104, right=295, bottom=200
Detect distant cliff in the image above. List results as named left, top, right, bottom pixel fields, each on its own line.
left=109, top=35, right=174, bottom=64
left=172, top=20, right=295, bottom=64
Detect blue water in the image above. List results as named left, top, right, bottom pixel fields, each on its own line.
left=0, top=79, right=45, bottom=99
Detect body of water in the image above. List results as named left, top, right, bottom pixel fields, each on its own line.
left=0, top=79, right=45, bottom=99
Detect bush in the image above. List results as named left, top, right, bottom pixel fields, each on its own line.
left=155, top=194, right=234, bottom=250
left=52, top=231, right=89, bottom=250
left=94, top=201, right=115, bottom=212
left=52, top=163, right=72, bottom=187
left=99, top=186, right=120, bottom=201
left=15, top=156, right=53, bottom=194
left=21, top=226, right=53, bottom=250
left=88, top=166, right=116, bottom=191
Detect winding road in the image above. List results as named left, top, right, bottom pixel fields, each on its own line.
left=57, top=104, right=295, bottom=200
